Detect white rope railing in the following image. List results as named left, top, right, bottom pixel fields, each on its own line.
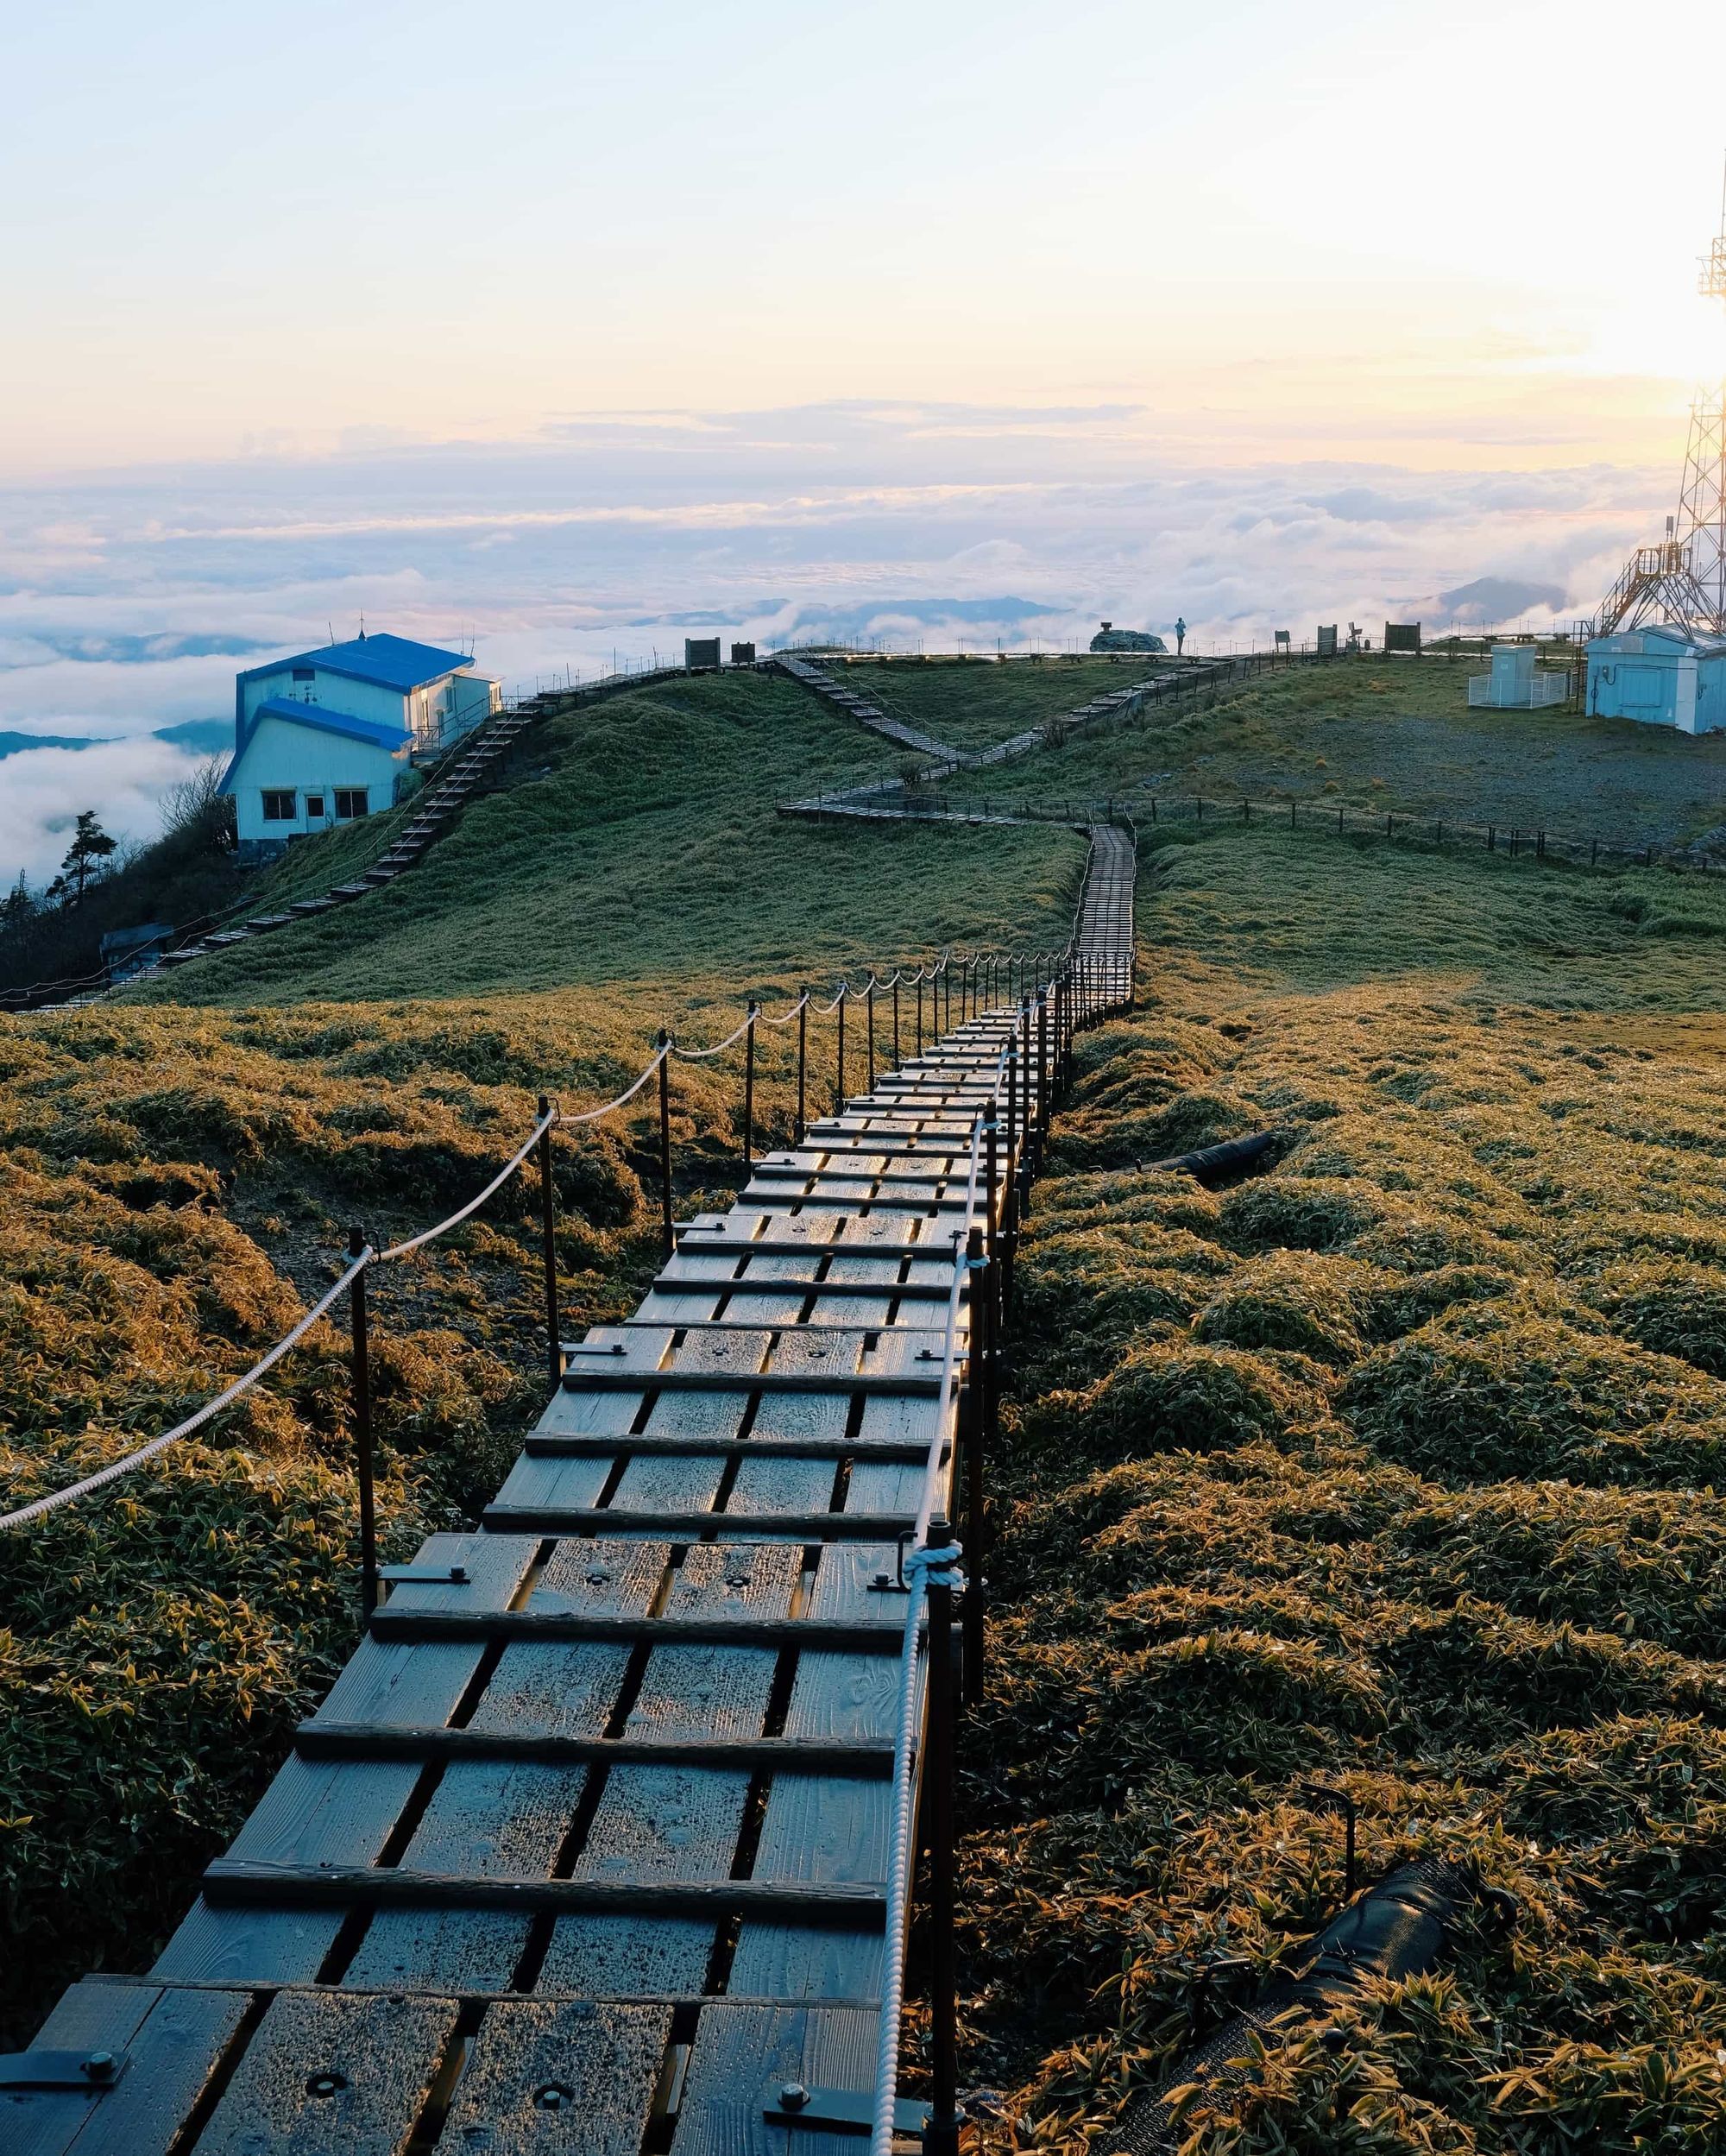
left=870, top=1053, right=998, bottom=2156
left=3, top=932, right=1087, bottom=1535
left=0, top=1251, right=372, bottom=1532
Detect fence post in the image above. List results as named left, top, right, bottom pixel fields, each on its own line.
left=892, top=974, right=901, bottom=1066
left=1036, top=992, right=1049, bottom=1149
left=1488, top=824, right=1496, bottom=851
left=1290, top=798, right=1296, bottom=829
left=835, top=985, right=847, bottom=1113
left=796, top=993, right=808, bottom=1144
left=657, top=1033, right=674, bottom=1258
left=962, top=1226, right=988, bottom=1704
left=349, top=1225, right=379, bottom=1619
left=536, top=1098, right=561, bottom=1393
left=984, top=1105, right=1000, bottom=1259
left=742, top=1006, right=758, bottom=1171
left=917, top=969, right=925, bottom=1055
left=866, top=977, right=877, bottom=1094
left=923, top=1522, right=963, bottom=2156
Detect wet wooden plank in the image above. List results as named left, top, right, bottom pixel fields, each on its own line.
left=432, top=2000, right=671, bottom=2155
left=192, top=1990, right=457, bottom=2156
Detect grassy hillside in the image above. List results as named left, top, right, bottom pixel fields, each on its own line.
left=154, top=668, right=1084, bottom=1004
left=838, top=655, right=1173, bottom=753
left=965, top=829, right=1726, bottom=2152
left=935, top=655, right=1726, bottom=849
left=0, top=667, right=1087, bottom=2045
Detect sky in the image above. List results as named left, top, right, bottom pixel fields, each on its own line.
left=4, top=0, right=1725, bottom=884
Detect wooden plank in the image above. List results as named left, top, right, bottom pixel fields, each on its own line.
left=368, top=1610, right=907, bottom=1651
left=432, top=2001, right=671, bottom=2156
left=294, top=1728, right=893, bottom=1774
left=483, top=1508, right=915, bottom=1541
left=154, top=1535, right=540, bottom=1986
left=560, top=1371, right=945, bottom=1397
left=340, top=1541, right=665, bottom=1991
left=669, top=2003, right=879, bottom=2156
left=728, top=1543, right=905, bottom=2007
left=545, top=1541, right=803, bottom=1995
left=192, top=1990, right=457, bottom=2156
left=4, top=1978, right=247, bottom=2156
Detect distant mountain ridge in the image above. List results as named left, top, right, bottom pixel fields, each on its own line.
left=0, top=716, right=231, bottom=763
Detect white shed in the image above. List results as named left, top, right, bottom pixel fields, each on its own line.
left=222, top=632, right=501, bottom=854
left=1586, top=624, right=1726, bottom=734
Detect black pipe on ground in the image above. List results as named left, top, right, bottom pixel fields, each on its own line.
left=1106, top=1858, right=1504, bottom=2155
left=1139, top=1129, right=1280, bottom=1185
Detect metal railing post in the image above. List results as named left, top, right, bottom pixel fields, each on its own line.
left=923, top=1522, right=963, bottom=2156
left=796, top=993, right=808, bottom=1144
left=866, top=977, right=877, bottom=1094
left=1036, top=993, right=1049, bottom=1146
left=983, top=1104, right=999, bottom=1260
left=536, top=1098, right=560, bottom=1393
left=657, top=1032, right=674, bottom=1258
left=917, top=969, right=925, bottom=1056
left=742, top=1004, right=758, bottom=1171
left=893, top=974, right=901, bottom=1067
left=835, top=984, right=847, bottom=1112
left=349, top=1225, right=379, bottom=1618
left=961, top=1226, right=987, bottom=1704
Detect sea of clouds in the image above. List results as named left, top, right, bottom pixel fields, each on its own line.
left=0, top=400, right=1669, bottom=886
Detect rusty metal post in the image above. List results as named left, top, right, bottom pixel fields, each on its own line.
left=923, top=1522, right=963, bottom=2156
left=742, top=1005, right=758, bottom=1172
left=536, top=1098, right=560, bottom=1393
left=349, top=1226, right=379, bottom=1618
left=657, top=1031, right=674, bottom=1258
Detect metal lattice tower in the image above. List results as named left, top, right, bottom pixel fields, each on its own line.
left=1596, top=162, right=1726, bottom=637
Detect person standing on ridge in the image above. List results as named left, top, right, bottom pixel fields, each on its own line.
left=1175, top=616, right=1187, bottom=657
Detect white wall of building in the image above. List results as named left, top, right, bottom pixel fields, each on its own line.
left=230, top=715, right=413, bottom=844
left=1585, top=628, right=1726, bottom=734
left=241, top=661, right=498, bottom=750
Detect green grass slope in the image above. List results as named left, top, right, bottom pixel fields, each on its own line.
left=839, top=655, right=1172, bottom=753
left=963, top=829, right=1726, bottom=2152
left=151, top=669, right=1084, bottom=1005
left=937, top=655, right=1726, bottom=848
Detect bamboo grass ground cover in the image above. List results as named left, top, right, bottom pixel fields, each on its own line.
left=957, top=833, right=1726, bottom=2153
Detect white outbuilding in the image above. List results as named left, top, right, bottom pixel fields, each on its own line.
left=1585, top=623, right=1726, bottom=734
left=222, top=633, right=501, bottom=854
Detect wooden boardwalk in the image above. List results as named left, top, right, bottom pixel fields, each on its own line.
left=9, top=840, right=1136, bottom=2156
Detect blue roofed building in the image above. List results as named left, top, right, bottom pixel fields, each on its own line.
left=221, top=632, right=501, bottom=854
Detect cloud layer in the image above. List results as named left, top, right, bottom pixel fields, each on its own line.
left=0, top=402, right=1677, bottom=883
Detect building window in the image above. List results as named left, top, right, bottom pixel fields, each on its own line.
left=333, top=788, right=369, bottom=820
left=292, top=667, right=316, bottom=681
left=261, top=790, right=296, bottom=821
left=305, top=793, right=325, bottom=819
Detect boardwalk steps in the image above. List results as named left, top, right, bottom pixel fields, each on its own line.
left=9, top=845, right=1135, bottom=2153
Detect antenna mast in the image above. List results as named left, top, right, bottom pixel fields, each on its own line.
left=1595, top=156, right=1726, bottom=637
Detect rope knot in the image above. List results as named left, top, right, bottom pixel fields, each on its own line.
left=906, top=1541, right=966, bottom=1591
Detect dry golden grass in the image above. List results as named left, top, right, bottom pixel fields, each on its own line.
left=957, top=838, right=1726, bottom=2153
